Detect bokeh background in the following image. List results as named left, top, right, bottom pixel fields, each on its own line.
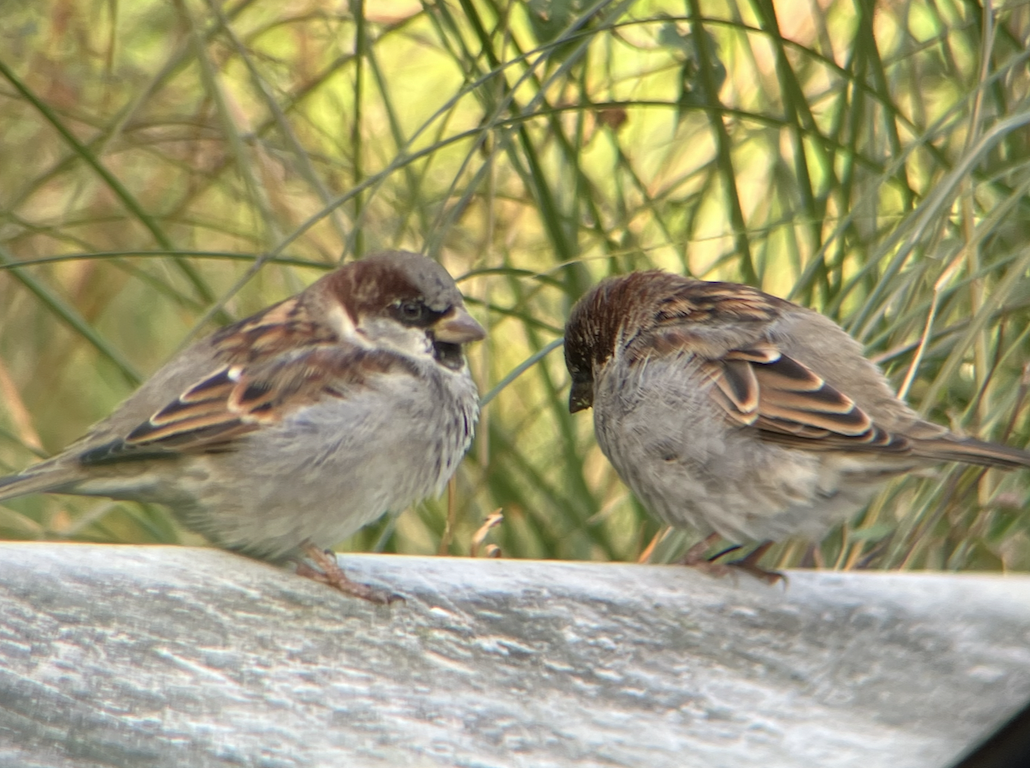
left=2, top=0, right=1029, bottom=571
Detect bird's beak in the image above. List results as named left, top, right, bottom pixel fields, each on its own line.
left=433, top=306, right=486, bottom=344
left=569, top=378, right=594, bottom=413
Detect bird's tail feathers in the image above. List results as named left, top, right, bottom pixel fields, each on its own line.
left=0, top=464, right=81, bottom=503
left=911, top=436, right=1030, bottom=471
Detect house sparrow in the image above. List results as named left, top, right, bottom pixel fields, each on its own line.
left=564, top=270, right=1030, bottom=578
left=0, top=251, right=484, bottom=602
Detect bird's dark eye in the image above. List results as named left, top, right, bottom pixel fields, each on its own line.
left=396, top=299, right=427, bottom=323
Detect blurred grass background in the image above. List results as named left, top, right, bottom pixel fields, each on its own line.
left=1, top=0, right=1029, bottom=572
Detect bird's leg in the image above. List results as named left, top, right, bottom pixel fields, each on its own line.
left=677, top=535, right=786, bottom=586
left=725, top=541, right=786, bottom=586
left=677, top=533, right=732, bottom=577
left=296, top=542, right=404, bottom=605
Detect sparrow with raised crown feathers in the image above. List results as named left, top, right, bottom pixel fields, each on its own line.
left=0, top=251, right=485, bottom=602
left=564, top=270, right=1030, bottom=578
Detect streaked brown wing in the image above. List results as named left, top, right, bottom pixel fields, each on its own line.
left=704, top=347, right=910, bottom=453
left=210, top=295, right=340, bottom=362
left=79, top=347, right=414, bottom=466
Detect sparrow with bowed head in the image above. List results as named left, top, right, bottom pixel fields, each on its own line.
left=564, top=270, right=1030, bottom=579
left=0, top=251, right=485, bottom=603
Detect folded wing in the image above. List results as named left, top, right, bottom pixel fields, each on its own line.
left=79, top=347, right=413, bottom=465
left=701, top=346, right=908, bottom=452
left=700, top=345, right=1030, bottom=469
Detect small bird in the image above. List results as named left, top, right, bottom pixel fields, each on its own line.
left=564, top=270, right=1030, bottom=578
left=0, top=251, right=485, bottom=602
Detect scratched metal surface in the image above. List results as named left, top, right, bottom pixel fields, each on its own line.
left=0, top=543, right=1028, bottom=768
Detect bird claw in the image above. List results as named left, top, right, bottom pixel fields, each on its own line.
left=678, top=536, right=787, bottom=587
left=726, top=544, right=787, bottom=587
left=297, top=543, right=405, bottom=605
left=678, top=533, right=729, bottom=576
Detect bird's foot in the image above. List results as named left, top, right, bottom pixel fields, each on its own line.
left=297, top=543, right=404, bottom=605
left=677, top=533, right=733, bottom=578
left=678, top=536, right=786, bottom=586
left=724, top=541, right=787, bottom=586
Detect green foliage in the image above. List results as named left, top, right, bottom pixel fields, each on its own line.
left=1, top=0, right=1028, bottom=571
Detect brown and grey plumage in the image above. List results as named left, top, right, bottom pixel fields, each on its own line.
left=0, top=251, right=485, bottom=601
left=564, top=270, right=1030, bottom=568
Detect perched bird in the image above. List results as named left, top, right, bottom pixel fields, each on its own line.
left=564, top=270, right=1030, bottom=577
left=0, top=251, right=484, bottom=602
